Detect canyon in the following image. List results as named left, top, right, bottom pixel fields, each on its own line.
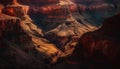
left=63, top=13, right=120, bottom=69
left=0, top=0, right=120, bottom=69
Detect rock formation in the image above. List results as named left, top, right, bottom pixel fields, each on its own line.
left=67, top=13, right=120, bottom=69
left=0, top=4, right=47, bottom=69
left=0, top=4, right=4, bottom=13
left=3, top=0, right=44, bottom=38
left=0, top=0, right=120, bottom=69
left=43, top=0, right=97, bottom=53
left=0, top=1, right=64, bottom=68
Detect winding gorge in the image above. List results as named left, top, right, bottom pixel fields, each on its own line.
left=0, top=0, right=120, bottom=69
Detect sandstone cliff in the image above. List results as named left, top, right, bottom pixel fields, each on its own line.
left=0, top=1, right=63, bottom=68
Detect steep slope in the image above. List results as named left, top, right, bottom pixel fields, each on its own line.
left=0, top=39, right=50, bottom=69
left=0, top=4, right=48, bottom=69
left=0, top=0, right=97, bottom=66
left=0, top=0, right=63, bottom=67
left=43, top=0, right=97, bottom=53
left=66, top=13, right=120, bottom=69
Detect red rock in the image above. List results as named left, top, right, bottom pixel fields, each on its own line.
left=68, top=14, right=120, bottom=68
left=0, top=4, right=4, bottom=13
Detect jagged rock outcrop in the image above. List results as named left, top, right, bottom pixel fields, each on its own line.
left=45, top=14, right=96, bottom=48
left=3, top=0, right=44, bottom=36
left=0, top=4, right=29, bottom=43
left=0, top=1, right=63, bottom=68
left=43, top=0, right=97, bottom=54
left=0, top=8, right=47, bottom=69
left=66, top=13, right=120, bottom=69
left=50, top=14, right=95, bottom=35
left=0, top=13, right=31, bottom=43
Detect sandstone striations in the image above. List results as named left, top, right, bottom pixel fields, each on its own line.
left=0, top=0, right=64, bottom=69
left=1, top=0, right=119, bottom=69
left=43, top=0, right=97, bottom=54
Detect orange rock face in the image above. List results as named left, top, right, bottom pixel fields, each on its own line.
left=0, top=14, right=31, bottom=43
left=3, top=7, right=16, bottom=16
